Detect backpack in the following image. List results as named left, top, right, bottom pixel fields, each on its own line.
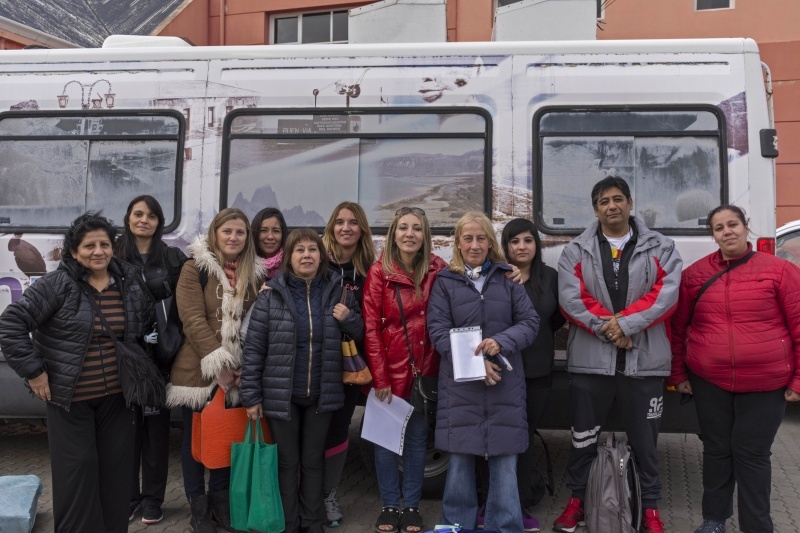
left=585, top=433, right=641, bottom=533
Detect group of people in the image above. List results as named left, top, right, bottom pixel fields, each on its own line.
left=1, top=175, right=799, bottom=533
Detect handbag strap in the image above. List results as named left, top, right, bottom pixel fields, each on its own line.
left=395, top=284, right=419, bottom=376
left=81, top=285, right=121, bottom=344
left=687, top=250, right=755, bottom=325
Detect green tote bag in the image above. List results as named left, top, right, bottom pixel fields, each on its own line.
left=230, top=419, right=284, bottom=533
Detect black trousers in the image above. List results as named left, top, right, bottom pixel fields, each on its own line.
left=323, top=383, right=361, bottom=492
left=47, top=393, right=135, bottom=533
left=131, top=405, right=171, bottom=508
left=689, top=372, right=786, bottom=532
left=268, top=399, right=333, bottom=533
left=566, top=373, right=663, bottom=506
left=517, top=377, right=551, bottom=509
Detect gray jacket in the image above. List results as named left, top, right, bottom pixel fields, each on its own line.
left=557, top=218, right=682, bottom=377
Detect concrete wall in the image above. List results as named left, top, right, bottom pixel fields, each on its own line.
left=494, top=0, right=596, bottom=41
left=350, top=0, right=446, bottom=43
left=598, top=0, right=800, bottom=225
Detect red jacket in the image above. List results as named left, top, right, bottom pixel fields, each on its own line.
left=363, top=254, right=447, bottom=398
left=669, top=245, right=800, bottom=393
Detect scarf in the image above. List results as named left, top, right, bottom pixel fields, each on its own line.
left=263, top=248, right=283, bottom=280
left=223, top=258, right=239, bottom=288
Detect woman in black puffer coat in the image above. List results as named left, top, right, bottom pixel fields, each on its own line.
left=0, top=212, right=154, bottom=533
left=114, top=195, right=187, bottom=525
left=241, top=228, right=363, bottom=533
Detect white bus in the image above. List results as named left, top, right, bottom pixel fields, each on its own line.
left=0, top=37, right=777, bottom=430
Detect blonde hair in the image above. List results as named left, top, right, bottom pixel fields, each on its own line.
left=449, top=211, right=505, bottom=275
left=322, top=201, right=376, bottom=277
left=383, top=207, right=432, bottom=297
left=207, top=208, right=260, bottom=294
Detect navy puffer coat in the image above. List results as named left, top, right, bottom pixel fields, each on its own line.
left=0, top=256, right=154, bottom=411
left=427, top=262, right=539, bottom=456
left=240, top=270, right=364, bottom=420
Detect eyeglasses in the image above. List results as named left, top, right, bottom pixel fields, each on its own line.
left=395, top=207, right=426, bottom=217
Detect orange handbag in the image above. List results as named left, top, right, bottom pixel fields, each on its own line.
left=191, top=387, right=271, bottom=469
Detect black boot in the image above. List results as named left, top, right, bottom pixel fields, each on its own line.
left=190, top=495, right=216, bottom=533
left=210, top=490, right=236, bottom=532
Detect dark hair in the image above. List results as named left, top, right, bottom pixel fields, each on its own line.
left=114, top=195, right=166, bottom=265
left=591, top=176, right=632, bottom=208
left=251, top=207, right=288, bottom=258
left=282, top=228, right=330, bottom=279
left=501, top=218, right=545, bottom=297
left=706, top=204, right=749, bottom=233
left=63, top=211, right=116, bottom=260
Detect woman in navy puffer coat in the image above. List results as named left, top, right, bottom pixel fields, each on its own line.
left=427, top=211, right=539, bottom=533
left=241, top=228, right=363, bottom=533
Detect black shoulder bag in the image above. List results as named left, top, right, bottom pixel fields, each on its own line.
left=84, top=287, right=166, bottom=408
left=395, top=284, right=437, bottom=422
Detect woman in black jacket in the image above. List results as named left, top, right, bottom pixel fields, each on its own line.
left=241, top=228, right=364, bottom=533
left=0, top=212, right=154, bottom=533
left=114, top=195, right=187, bottom=525
left=501, top=218, right=566, bottom=527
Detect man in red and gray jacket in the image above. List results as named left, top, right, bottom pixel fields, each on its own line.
left=553, top=176, right=682, bottom=533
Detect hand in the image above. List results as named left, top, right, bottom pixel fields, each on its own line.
left=475, top=338, right=502, bottom=357
left=786, top=389, right=800, bottom=402
left=505, top=266, right=524, bottom=285
left=599, top=316, right=624, bottom=342
left=29, top=372, right=50, bottom=402
left=144, top=331, right=159, bottom=344
left=484, top=359, right=502, bottom=386
left=613, top=335, right=633, bottom=350
left=333, top=303, right=350, bottom=321
left=675, top=380, right=693, bottom=395
left=217, top=367, right=236, bottom=393
left=259, top=283, right=272, bottom=293
left=246, top=404, right=263, bottom=420
left=375, top=387, right=393, bottom=404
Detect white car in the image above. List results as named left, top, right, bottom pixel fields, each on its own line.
left=776, top=219, right=800, bottom=268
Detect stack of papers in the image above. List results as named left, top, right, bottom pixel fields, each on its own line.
left=450, top=326, right=486, bottom=382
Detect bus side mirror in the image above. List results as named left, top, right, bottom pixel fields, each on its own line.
left=760, top=129, right=779, bottom=158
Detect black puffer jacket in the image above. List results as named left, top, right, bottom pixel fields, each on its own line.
left=240, top=271, right=364, bottom=420
left=130, top=242, right=188, bottom=301
left=0, top=256, right=154, bottom=411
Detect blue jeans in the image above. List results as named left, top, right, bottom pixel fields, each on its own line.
left=442, top=453, right=522, bottom=533
left=374, top=410, right=428, bottom=509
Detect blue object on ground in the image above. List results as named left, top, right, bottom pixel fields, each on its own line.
left=0, top=475, right=45, bottom=533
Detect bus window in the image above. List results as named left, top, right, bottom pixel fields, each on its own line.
left=221, top=109, right=491, bottom=232
left=535, top=108, right=726, bottom=234
left=0, top=112, right=183, bottom=231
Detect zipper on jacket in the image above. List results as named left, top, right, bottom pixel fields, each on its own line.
left=725, top=271, right=736, bottom=389
left=306, top=280, right=313, bottom=397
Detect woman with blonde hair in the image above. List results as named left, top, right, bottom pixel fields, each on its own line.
left=427, top=211, right=539, bottom=533
left=167, top=207, right=264, bottom=533
left=320, top=201, right=376, bottom=527
left=363, top=207, right=446, bottom=533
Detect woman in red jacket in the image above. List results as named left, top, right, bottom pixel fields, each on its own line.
left=669, top=205, right=800, bottom=533
left=363, top=206, right=446, bottom=533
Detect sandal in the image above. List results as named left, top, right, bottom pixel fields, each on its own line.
left=400, top=507, right=424, bottom=533
left=375, top=507, right=400, bottom=533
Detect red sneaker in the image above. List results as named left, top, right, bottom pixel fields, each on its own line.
left=552, top=497, right=585, bottom=533
left=643, top=508, right=665, bottom=533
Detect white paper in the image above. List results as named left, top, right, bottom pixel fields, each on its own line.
left=361, top=389, right=414, bottom=455
left=449, top=326, right=486, bottom=382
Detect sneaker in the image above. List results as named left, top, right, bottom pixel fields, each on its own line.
left=522, top=508, right=541, bottom=532
left=129, top=501, right=141, bottom=522
left=325, top=488, right=343, bottom=527
left=141, top=504, right=164, bottom=525
left=694, top=519, right=726, bottom=533
left=642, top=509, right=665, bottom=533
left=552, top=497, right=585, bottom=533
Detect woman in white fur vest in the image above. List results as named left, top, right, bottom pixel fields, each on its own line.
left=167, top=208, right=264, bottom=533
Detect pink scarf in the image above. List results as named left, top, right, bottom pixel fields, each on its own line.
left=263, top=248, right=283, bottom=280
left=223, top=258, right=239, bottom=288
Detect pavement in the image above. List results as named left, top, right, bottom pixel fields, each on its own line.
left=2, top=405, right=800, bottom=533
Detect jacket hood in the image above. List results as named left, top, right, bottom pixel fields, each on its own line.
left=438, top=260, right=511, bottom=281
left=188, top=234, right=266, bottom=291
